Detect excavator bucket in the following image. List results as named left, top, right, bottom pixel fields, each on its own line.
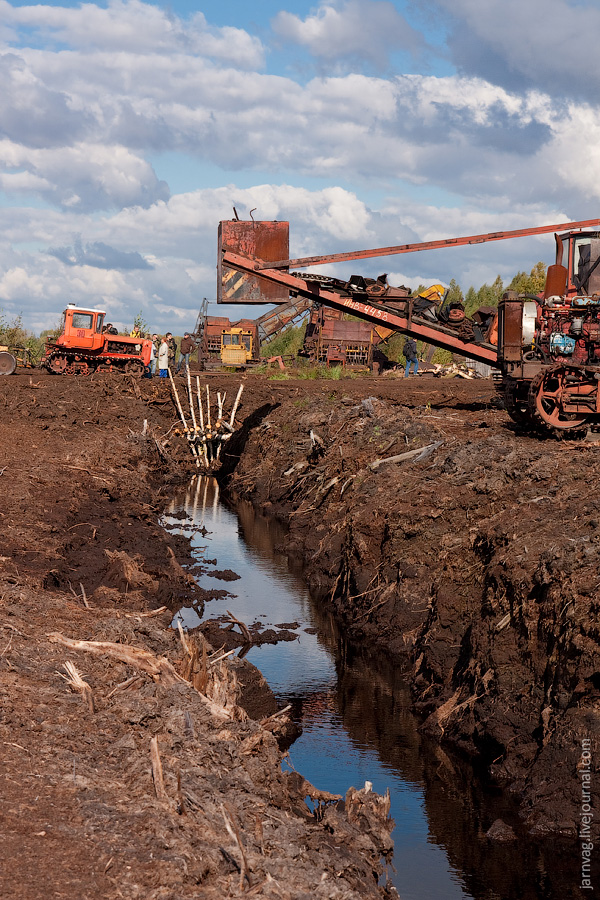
left=218, top=220, right=290, bottom=304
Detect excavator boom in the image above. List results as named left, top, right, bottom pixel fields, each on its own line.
left=222, top=248, right=498, bottom=366
left=260, top=218, right=600, bottom=270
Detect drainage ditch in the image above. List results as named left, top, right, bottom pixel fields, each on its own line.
left=165, top=476, right=581, bottom=900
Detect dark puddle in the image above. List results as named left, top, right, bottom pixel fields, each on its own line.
left=164, top=476, right=583, bottom=900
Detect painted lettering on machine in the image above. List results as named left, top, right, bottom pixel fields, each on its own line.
left=342, top=298, right=391, bottom=322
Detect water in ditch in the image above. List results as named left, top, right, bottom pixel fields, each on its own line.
left=164, top=476, right=580, bottom=900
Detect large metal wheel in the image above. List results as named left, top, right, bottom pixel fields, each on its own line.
left=0, top=350, right=17, bottom=375
left=122, top=359, right=145, bottom=377
left=528, top=368, right=590, bottom=434
left=48, top=355, right=68, bottom=374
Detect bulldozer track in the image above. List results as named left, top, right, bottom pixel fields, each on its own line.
left=45, top=349, right=146, bottom=376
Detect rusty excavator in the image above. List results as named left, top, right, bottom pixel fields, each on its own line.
left=218, top=216, right=600, bottom=436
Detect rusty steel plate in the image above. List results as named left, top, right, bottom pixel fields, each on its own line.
left=218, top=221, right=290, bottom=304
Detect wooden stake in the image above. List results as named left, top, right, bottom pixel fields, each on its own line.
left=186, top=366, right=198, bottom=435
left=195, top=377, right=209, bottom=467
left=205, top=384, right=212, bottom=433
left=169, top=368, right=200, bottom=463
left=229, top=384, right=244, bottom=427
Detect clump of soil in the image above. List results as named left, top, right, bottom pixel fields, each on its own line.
left=205, top=568, right=241, bottom=581
left=201, top=616, right=299, bottom=651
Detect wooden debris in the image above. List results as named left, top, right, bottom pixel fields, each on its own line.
left=221, top=801, right=253, bottom=890
left=171, top=378, right=244, bottom=470
left=226, top=610, right=253, bottom=645
left=50, top=633, right=185, bottom=684
left=79, top=582, right=90, bottom=609
left=48, top=632, right=233, bottom=720
left=59, top=660, right=95, bottom=712
left=150, top=735, right=167, bottom=801
left=260, top=704, right=292, bottom=726
left=370, top=440, right=444, bottom=470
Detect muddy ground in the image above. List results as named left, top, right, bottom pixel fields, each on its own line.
left=0, top=372, right=395, bottom=900
left=1, top=368, right=598, bottom=896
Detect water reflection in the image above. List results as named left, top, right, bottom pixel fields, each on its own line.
left=164, top=477, right=582, bottom=900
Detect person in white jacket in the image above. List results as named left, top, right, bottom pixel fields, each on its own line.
left=158, top=337, right=169, bottom=377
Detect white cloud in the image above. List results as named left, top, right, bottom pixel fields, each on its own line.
left=272, top=0, right=425, bottom=70
left=0, top=138, right=169, bottom=210
left=0, top=0, right=265, bottom=69
left=432, top=0, right=600, bottom=101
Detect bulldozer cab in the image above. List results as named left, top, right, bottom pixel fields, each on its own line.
left=220, top=327, right=253, bottom=367
left=556, top=230, right=600, bottom=298
left=59, top=305, right=106, bottom=351
left=570, top=233, right=600, bottom=296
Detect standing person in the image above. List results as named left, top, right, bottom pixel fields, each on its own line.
left=158, top=337, right=169, bottom=377
left=165, top=332, right=177, bottom=369
left=176, top=332, right=194, bottom=375
left=403, top=337, right=419, bottom=377
left=150, top=334, right=159, bottom=375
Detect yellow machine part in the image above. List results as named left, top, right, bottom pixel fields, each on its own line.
left=221, top=345, right=250, bottom=366
left=374, top=325, right=395, bottom=342
left=220, top=328, right=253, bottom=367
left=418, top=283, right=446, bottom=303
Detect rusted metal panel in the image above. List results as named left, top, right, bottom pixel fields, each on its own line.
left=320, top=319, right=372, bottom=341
left=218, top=221, right=290, bottom=304
left=499, top=293, right=524, bottom=362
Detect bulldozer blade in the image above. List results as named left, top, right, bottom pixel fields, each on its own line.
left=0, top=350, right=17, bottom=375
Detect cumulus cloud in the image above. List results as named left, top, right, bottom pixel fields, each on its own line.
left=0, top=52, right=92, bottom=148
left=0, top=181, right=573, bottom=336
left=431, top=0, right=600, bottom=102
left=0, top=139, right=170, bottom=210
left=272, top=0, right=425, bottom=71
left=0, top=0, right=265, bottom=69
left=48, top=237, right=153, bottom=270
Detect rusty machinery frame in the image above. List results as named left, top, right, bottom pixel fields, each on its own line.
left=220, top=218, right=600, bottom=368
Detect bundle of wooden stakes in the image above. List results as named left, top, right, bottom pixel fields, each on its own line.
left=169, top=368, right=244, bottom=469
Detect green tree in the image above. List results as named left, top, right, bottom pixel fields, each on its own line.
left=260, top=322, right=307, bottom=358
left=508, top=261, right=547, bottom=295
left=464, top=285, right=478, bottom=317
left=131, top=310, right=149, bottom=336
left=446, top=278, right=464, bottom=305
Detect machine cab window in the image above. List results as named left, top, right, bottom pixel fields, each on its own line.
left=571, top=233, right=600, bottom=295
left=72, top=312, right=94, bottom=330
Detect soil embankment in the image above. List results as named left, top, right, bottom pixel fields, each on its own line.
left=224, top=373, right=600, bottom=839
left=0, top=372, right=395, bottom=900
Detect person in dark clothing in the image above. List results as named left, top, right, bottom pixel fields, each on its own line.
left=176, top=332, right=194, bottom=374
left=165, top=332, right=177, bottom=369
left=403, top=337, right=419, bottom=377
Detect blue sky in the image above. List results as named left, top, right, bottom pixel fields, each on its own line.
left=1, top=0, right=600, bottom=333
